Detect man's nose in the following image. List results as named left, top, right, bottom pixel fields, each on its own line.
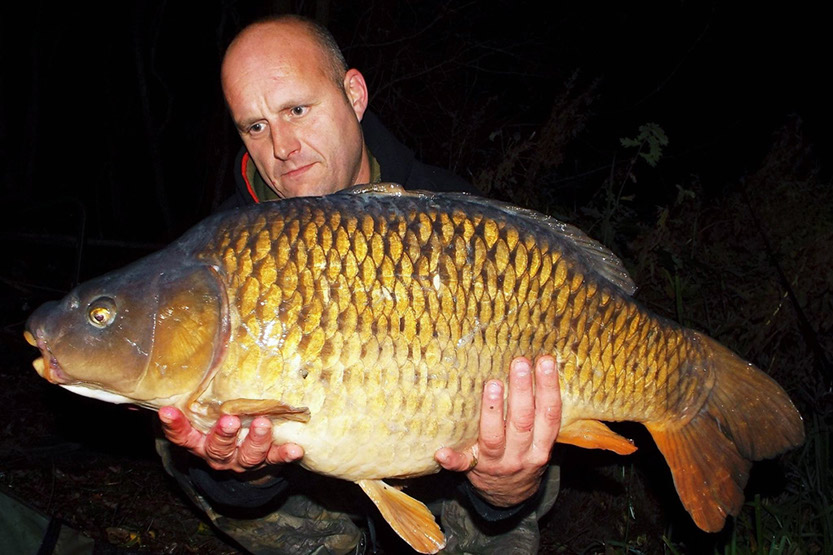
left=271, top=122, right=300, bottom=160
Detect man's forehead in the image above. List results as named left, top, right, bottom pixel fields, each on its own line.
left=223, top=47, right=330, bottom=99
left=226, top=29, right=332, bottom=90
left=226, top=21, right=321, bottom=68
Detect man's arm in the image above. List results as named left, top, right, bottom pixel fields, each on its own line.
left=435, top=356, right=561, bottom=507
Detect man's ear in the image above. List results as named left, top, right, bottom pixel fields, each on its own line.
left=343, top=69, right=369, bottom=121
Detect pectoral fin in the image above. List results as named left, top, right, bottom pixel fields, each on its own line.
left=357, top=479, right=446, bottom=554
left=557, top=420, right=637, bottom=455
left=219, top=399, right=311, bottom=422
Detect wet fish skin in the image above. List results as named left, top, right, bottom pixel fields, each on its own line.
left=25, top=185, right=804, bottom=552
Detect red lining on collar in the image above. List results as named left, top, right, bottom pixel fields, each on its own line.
left=241, top=151, right=259, bottom=203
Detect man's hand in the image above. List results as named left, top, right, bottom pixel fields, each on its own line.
left=158, top=406, right=303, bottom=472
left=435, top=356, right=561, bottom=507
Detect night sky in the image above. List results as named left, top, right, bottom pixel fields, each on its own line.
left=1, top=0, right=829, bottom=265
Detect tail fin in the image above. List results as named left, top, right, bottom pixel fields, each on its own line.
left=647, top=332, right=804, bottom=532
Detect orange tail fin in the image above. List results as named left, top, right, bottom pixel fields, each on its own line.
left=647, top=332, right=804, bottom=532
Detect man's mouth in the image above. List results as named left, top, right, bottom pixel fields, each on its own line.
left=281, top=162, right=315, bottom=180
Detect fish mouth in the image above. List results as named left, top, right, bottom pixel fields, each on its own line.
left=23, top=329, right=73, bottom=385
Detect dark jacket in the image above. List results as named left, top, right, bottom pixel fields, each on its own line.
left=190, top=112, right=534, bottom=524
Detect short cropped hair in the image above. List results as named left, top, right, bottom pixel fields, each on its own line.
left=245, top=14, right=348, bottom=88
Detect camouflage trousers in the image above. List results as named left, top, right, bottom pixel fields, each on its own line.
left=156, top=438, right=559, bottom=555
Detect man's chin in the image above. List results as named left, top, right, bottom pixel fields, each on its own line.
left=282, top=179, right=343, bottom=197
left=275, top=168, right=342, bottom=197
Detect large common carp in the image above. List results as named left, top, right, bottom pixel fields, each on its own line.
left=25, top=184, right=804, bottom=553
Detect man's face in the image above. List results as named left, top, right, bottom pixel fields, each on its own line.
left=221, top=23, right=370, bottom=198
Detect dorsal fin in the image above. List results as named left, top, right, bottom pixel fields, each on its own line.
left=435, top=191, right=636, bottom=295
left=338, top=182, right=408, bottom=195
left=547, top=217, right=636, bottom=296
left=335, top=185, right=636, bottom=296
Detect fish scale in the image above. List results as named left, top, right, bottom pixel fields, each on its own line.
left=204, top=196, right=543, bottom=470
left=203, top=193, right=680, bottom=460
left=25, top=185, right=804, bottom=553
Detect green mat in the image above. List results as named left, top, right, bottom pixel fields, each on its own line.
left=0, top=489, right=94, bottom=555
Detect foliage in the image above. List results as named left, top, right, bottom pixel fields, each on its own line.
left=729, top=414, right=832, bottom=554
left=477, top=106, right=831, bottom=553
left=600, top=118, right=830, bottom=554
left=471, top=72, right=599, bottom=211
left=620, top=123, right=669, bottom=168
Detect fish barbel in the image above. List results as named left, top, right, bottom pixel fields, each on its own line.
left=25, top=184, right=804, bottom=553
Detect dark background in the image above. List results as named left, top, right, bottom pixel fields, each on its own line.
left=1, top=1, right=830, bottom=553
left=1, top=1, right=828, bottom=251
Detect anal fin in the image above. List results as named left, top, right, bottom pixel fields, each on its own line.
left=357, top=479, right=446, bottom=554
left=647, top=412, right=750, bottom=532
left=557, top=419, right=637, bottom=455
left=220, top=399, right=310, bottom=422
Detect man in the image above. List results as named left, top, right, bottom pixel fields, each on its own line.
left=157, top=15, right=562, bottom=554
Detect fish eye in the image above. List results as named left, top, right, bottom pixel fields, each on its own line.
left=87, top=297, right=116, bottom=328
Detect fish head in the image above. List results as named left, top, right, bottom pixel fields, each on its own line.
left=24, top=253, right=229, bottom=407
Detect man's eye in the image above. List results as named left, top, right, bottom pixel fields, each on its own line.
left=248, top=122, right=266, bottom=134
left=290, top=106, right=308, bottom=117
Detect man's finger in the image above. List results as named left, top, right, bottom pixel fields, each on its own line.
left=532, top=356, right=562, bottom=457
left=477, top=379, right=506, bottom=458
left=236, top=417, right=273, bottom=468
left=159, top=406, right=203, bottom=450
left=267, top=443, right=305, bottom=465
left=203, top=415, right=241, bottom=464
left=434, top=446, right=477, bottom=472
left=158, top=406, right=188, bottom=437
left=504, top=357, right=536, bottom=444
